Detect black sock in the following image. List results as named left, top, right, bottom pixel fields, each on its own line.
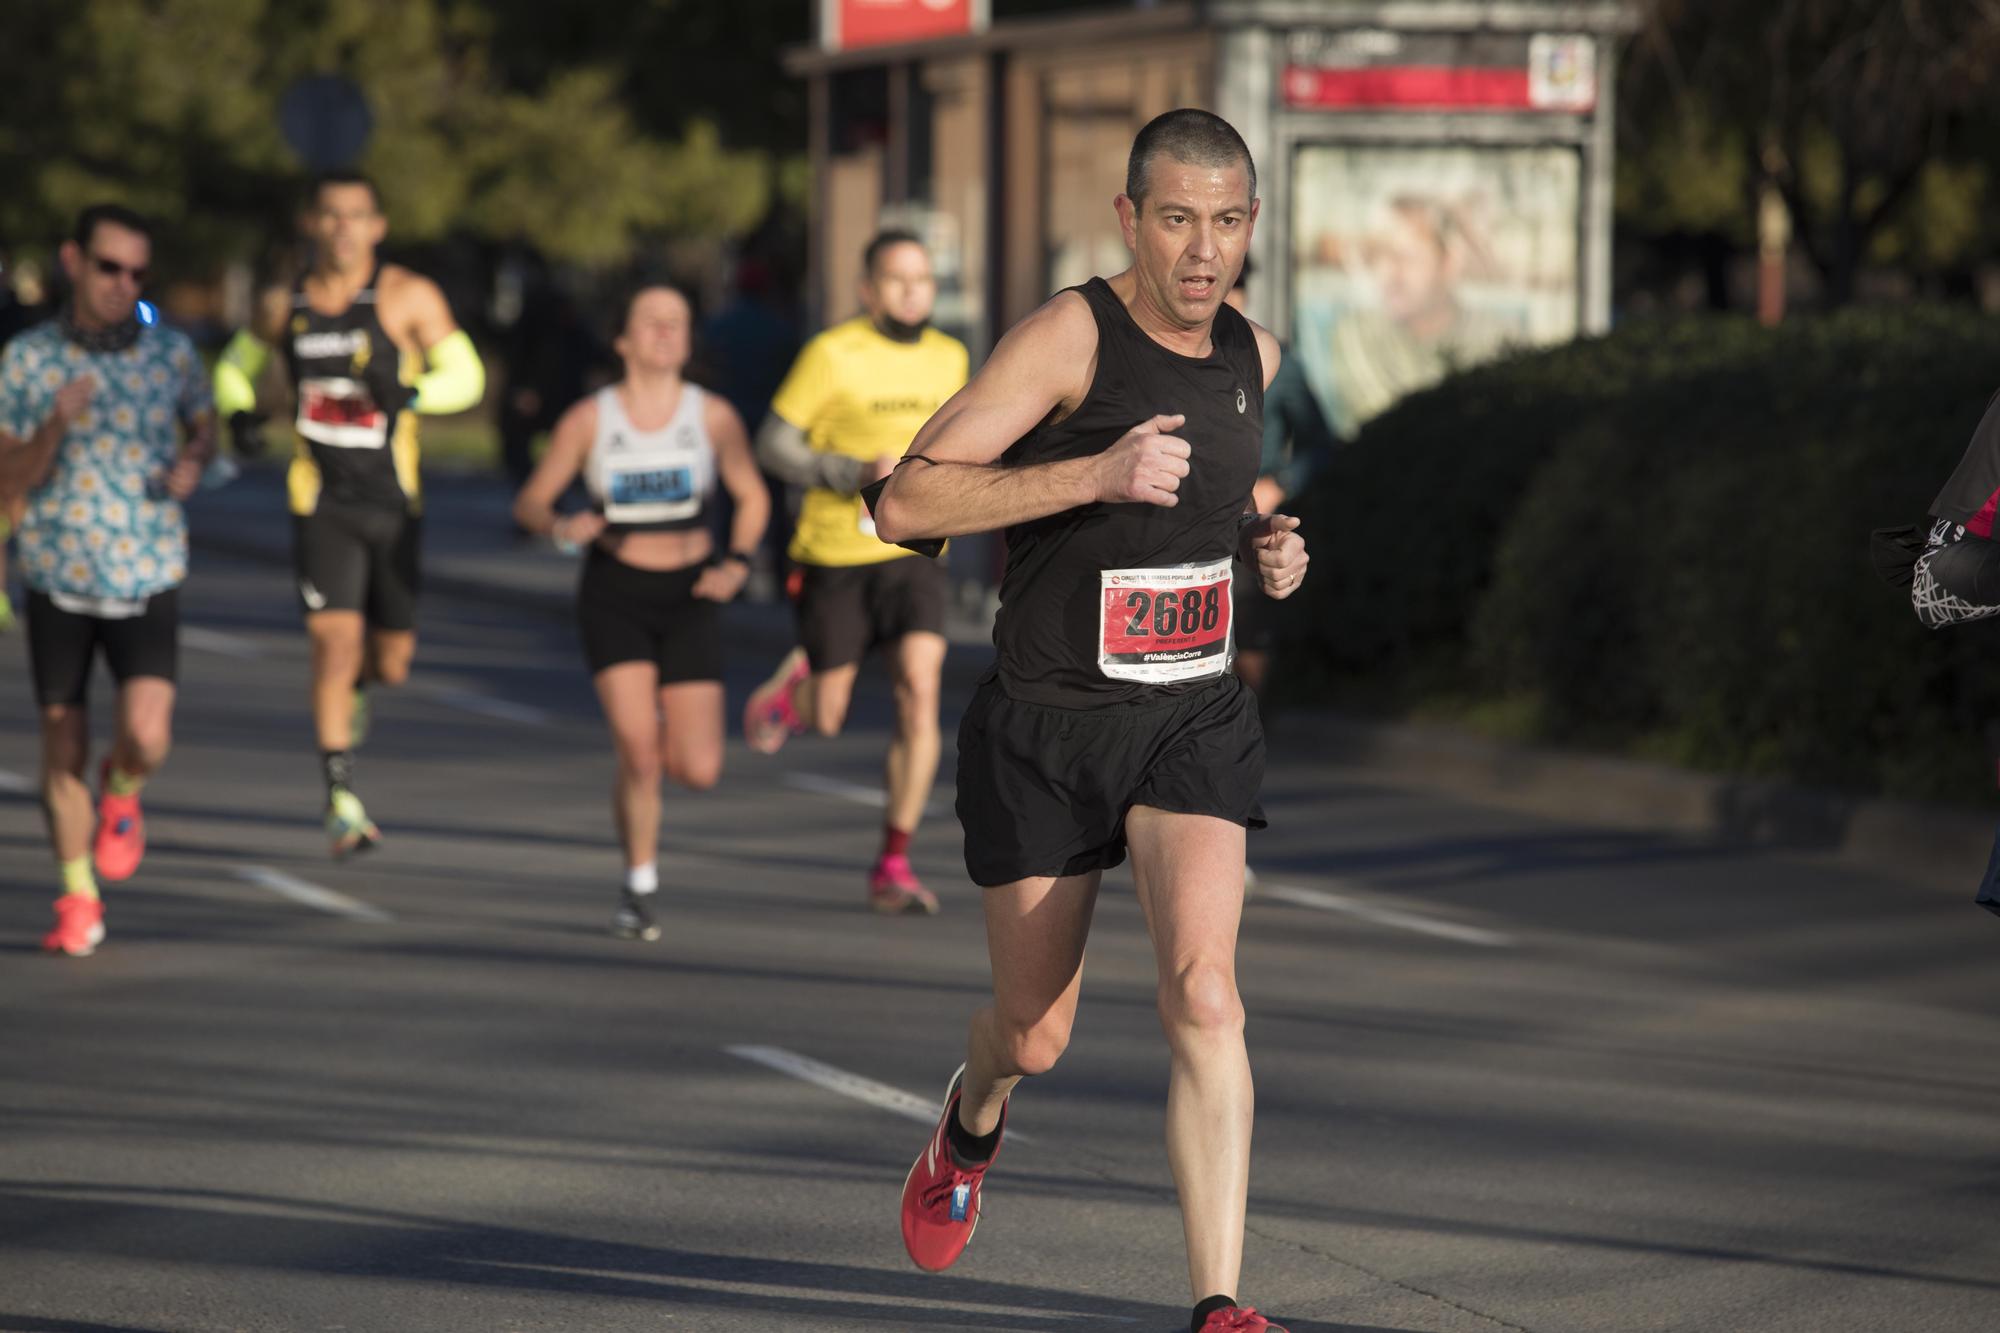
left=945, top=1104, right=1001, bottom=1165
left=322, top=749, right=352, bottom=797
left=1192, top=1295, right=1236, bottom=1331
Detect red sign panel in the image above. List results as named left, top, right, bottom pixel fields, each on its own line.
left=1283, top=65, right=1533, bottom=110
left=832, top=0, right=976, bottom=50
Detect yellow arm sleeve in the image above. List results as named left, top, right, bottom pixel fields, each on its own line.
left=411, top=330, right=486, bottom=415
left=213, top=329, right=269, bottom=417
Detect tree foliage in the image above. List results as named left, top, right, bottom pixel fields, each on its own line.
left=0, top=0, right=779, bottom=272
left=1623, top=0, right=2000, bottom=303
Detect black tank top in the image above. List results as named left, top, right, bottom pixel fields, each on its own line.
left=284, top=268, right=414, bottom=510
left=991, top=277, right=1264, bottom=708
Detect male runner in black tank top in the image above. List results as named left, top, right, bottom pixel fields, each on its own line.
left=872, top=110, right=1309, bottom=1333
left=230, top=172, right=486, bottom=856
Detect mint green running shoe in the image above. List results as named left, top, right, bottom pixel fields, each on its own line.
left=326, top=787, right=380, bottom=860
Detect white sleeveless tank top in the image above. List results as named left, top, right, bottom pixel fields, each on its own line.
left=583, top=383, right=716, bottom=531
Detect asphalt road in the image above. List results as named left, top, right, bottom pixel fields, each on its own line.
left=3, top=545, right=1997, bottom=1333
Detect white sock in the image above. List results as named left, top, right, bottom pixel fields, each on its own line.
left=625, top=863, right=659, bottom=895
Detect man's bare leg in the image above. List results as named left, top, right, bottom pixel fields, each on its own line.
left=1127, top=805, right=1254, bottom=1304
left=957, top=870, right=1100, bottom=1134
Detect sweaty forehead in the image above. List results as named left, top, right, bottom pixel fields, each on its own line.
left=1141, top=158, right=1252, bottom=212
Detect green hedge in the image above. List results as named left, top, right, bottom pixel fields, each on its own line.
left=1278, top=307, right=2000, bottom=803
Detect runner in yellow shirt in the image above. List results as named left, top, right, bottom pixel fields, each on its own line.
left=744, top=230, right=968, bottom=914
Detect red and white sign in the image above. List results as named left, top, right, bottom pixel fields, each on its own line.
left=824, top=0, right=983, bottom=52
left=1282, top=32, right=1597, bottom=113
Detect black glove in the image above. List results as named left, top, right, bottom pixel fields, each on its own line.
left=228, top=410, right=268, bottom=459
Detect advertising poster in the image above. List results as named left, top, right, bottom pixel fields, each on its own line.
left=1291, top=144, right=1581, bottom=437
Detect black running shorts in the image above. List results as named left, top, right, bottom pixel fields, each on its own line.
left=576, top=547, right=723, bottom=682
left=794, top=555, right=948, bottom=670
left=25, top=587, right=180, bottom=707
left=293, top=501, right=422, bottom=630
left=955, top=671, right=1267, bottom=887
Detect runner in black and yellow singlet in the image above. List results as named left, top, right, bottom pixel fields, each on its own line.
left=214, top=171, right=485, bottom=857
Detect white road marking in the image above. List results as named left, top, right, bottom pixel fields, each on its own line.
left=181, top=625, right=264, bottom=659
left=236, top=866, right=393, bottom=923
left=419, top=685, right=550, bottom=727
left=782, top=772, right=946, bottom=817
left=725, top=1045, right=1031, bottom=1141
left=0, top=768, right=30, bottom=794
left=1262, top=882, right=1514, bottom=948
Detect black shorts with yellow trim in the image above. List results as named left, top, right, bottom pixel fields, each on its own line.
left=954, top=670, right=1266, bottom=887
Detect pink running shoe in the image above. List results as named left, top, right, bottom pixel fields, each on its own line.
left=869, top=853, right=939, bottom=915
left=744, top=647, right=809, bottom=754
left=42, top=895, right=105, bottom=958
left=93, top=759, right=145, bottom=883
left=900, top=1065, right=1005, bottom=1272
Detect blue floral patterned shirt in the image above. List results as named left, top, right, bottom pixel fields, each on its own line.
left=0, top=319, right=211, bottom=600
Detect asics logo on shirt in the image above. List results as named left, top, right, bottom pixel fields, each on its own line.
left=1236, top=388, right=1247, bottom=414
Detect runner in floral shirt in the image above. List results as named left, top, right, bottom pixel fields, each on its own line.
left=0, top=203, right=214, bottom=957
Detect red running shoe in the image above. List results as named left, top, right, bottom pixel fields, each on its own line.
left=93, top=760, right=145, bottom=882
left=744, top=647, right=809, bottom=754
left=869, top=853, right=940, bottom=915
left=42, top=895, right=105, bottom=957
left=1200, top=1307, right=1290, bottom=1332
left=901, top=1065, right=1006, bottom=1272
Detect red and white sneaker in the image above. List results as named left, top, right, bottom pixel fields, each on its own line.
left=870, top=853, right=940, bottom=915
left=900, top=1065, right=1006, bottom=1272
left=42, top=895, right=105, bottom=957
left=93, top=760, right=145, bottom=882
left=1199, top=1307, right=1290, bottom=1332
left=744, top=647, right=810, bottom=754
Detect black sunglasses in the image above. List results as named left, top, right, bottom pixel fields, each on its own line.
left=90, top=254, right=149, bottom=283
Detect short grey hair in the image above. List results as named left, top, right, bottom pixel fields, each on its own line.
left=1125, top=109, right=1257, bottom=208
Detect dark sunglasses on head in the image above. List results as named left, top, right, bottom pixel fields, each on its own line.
left=91, top=255, right=148, bottom=283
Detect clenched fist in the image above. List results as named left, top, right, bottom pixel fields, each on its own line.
left=1094, top=413, right=1191, bottom=508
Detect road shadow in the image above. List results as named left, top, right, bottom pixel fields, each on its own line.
left=0, top=1181, right=1199, bottom=1331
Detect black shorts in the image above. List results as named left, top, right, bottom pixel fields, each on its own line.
left=293, top=501, right=422, bottom=630
left=795, top=555, right=948, bottom=670
left=577, top=547, right=723, bottom=682
left=955, top=672, right=1267, bottom=887
left=25, top=587, right=180, bottom=707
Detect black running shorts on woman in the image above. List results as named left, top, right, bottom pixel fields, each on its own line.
left=576, top=546, right=722, bottom=681
left=956, top=277, right=1268, bottom=886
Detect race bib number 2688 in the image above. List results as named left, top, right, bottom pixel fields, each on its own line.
left=1097, top=557, right=1232, bottom=684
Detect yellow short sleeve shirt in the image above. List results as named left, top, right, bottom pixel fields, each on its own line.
left=769, top=317, right=969, bottom=567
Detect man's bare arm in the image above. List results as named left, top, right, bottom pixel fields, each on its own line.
left=873, top=293, right=1194, bottom=542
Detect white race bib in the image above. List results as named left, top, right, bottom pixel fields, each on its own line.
left=1097, top=557, right=1233, bottom=684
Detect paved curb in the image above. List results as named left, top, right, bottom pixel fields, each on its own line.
left=1283, top=712, right=1992, bottom=893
